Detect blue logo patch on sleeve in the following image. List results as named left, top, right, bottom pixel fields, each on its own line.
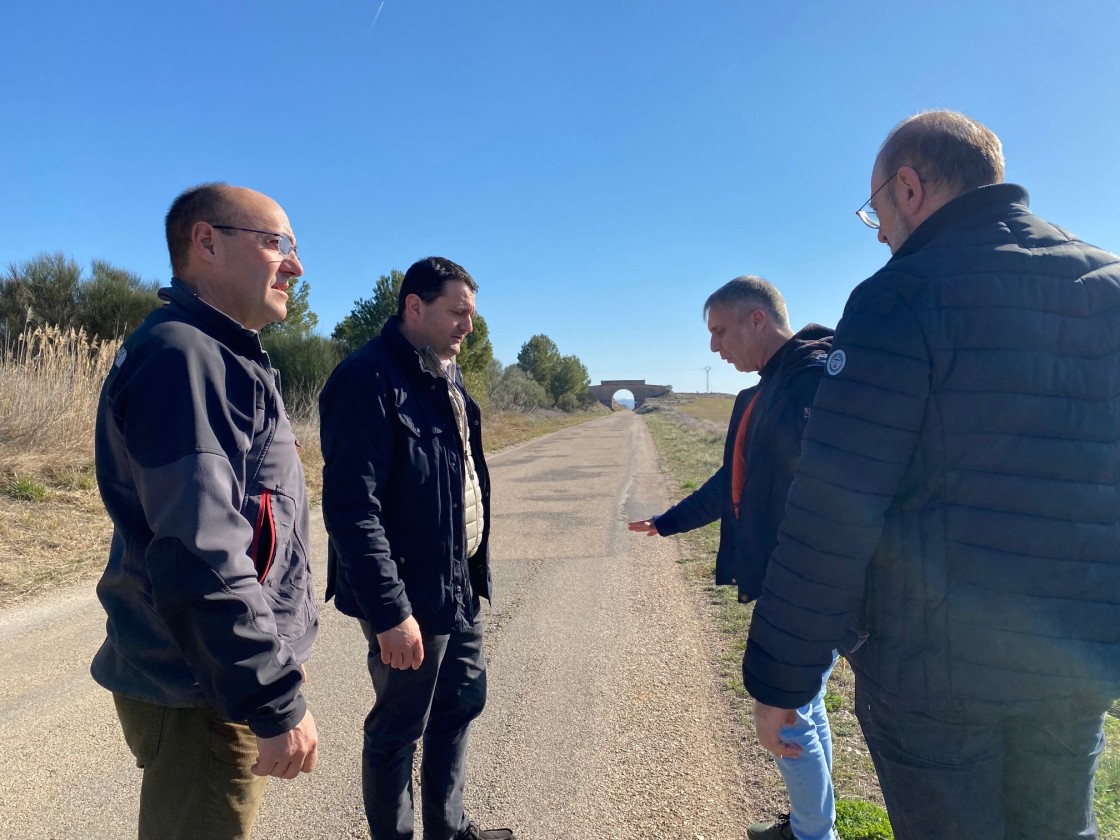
left=825, top=349, right=846, bottom=376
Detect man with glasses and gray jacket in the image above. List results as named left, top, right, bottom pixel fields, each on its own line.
left=92, top=183, right=319, bottom=840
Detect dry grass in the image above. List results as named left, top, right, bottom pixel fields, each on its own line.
left=0, top=326, right=121, bottom=475
left=0, top=327, right=121, bottom=606
left=0, top=485, right=112, bottom=606
left=291, top=412, right=324, bottom=506
left=0, top=334, right=610, bottom=608
left=485, top=405, right=610, bottom=451
left=677, top=393, right=736, bottom=427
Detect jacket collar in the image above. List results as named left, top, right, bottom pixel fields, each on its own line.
left=159, top=278, right=267, bottom=360
left=381, top=315, right=464, bottom=386
left=759, top=323, right=833, bottom=380
left=890, top=183, right=1031, bottom=262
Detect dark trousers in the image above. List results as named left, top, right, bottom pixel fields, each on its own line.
left=359, top=615, right=487, bottom=840
left=855, top=677, right=1110, bottom=840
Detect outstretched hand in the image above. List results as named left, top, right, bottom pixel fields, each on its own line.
left=627, top=518, right=659, bottom=536
left=754, top=701, right=802, bottom=759
left=252, top=709, right=319, bottom=779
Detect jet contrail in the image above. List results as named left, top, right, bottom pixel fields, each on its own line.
left=366, top=1, right=386, bottom=37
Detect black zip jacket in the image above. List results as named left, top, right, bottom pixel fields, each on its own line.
left=746, top=184, right=1120, bottom=711
left=655, top=325, right=832, bottom=603
left=92, top=279, right=317, bottom=738
left=319, top=316, right=492, bottom=635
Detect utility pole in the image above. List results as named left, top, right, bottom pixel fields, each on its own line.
left=703, top=366, right=711, bottom=394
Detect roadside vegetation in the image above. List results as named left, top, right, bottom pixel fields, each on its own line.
left=0, top=254, right=612, bottom=607
left=0, top=324, right=606, bottom=607
left=639, top=393, right=1120, bottom=840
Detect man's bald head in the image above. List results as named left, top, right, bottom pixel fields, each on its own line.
left=876, top=110, right=1005, bottom=199
left=165, top=183, right=267, bottom=277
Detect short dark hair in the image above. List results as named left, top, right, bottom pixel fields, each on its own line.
left=397, top=257, right=478, bottom=317
left=703, top=275, right=790, bottom=330
left=878, top=110, right=1004, bottom=196
left=165, top=183, right=240, bottom=276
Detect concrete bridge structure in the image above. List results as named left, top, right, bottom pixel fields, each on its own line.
left=588, top=379, right=672, bottom=410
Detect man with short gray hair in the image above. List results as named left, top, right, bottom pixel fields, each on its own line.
left=745, top=110, right=1120, bottom=839
left=630, top=275, right=836, bottom=840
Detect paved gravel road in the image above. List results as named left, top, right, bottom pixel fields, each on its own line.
left=0, top=412, right=755, bottom=839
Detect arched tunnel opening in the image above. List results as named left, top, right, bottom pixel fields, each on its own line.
left=611, top=389, right=636, bottom=411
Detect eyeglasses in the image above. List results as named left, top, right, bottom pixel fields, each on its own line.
left=212, top=225, right=299, bottom=258
left=855, top=172, right=897, bottom=229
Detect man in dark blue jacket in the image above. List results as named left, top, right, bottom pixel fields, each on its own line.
left=630, top=276, right=835, bottom=840
left=320, top=257, right=512, bottom=840
left=745, top=111, right=1120, bottom=840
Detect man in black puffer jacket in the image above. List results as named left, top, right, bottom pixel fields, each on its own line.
left=745, top=111, right=1120, bottom=840
left=630, top=276, right=837, bottom=840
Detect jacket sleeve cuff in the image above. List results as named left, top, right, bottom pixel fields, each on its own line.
left=652, top=510, right=680, bottom=536
left=742, top=641, right=827, bottom=709
left=369, top=598, right=413, bottom=635
left=248, top=692, right=307, bottom=739
left=741, top=675, right=818, bottom=710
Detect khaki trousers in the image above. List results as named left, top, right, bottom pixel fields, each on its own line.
left=113, top=693, right=269, bottom=840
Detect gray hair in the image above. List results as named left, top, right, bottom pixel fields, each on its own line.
left=703, top=275, right=789, bottom=330
left=878, top=110, right=1004, bottom=196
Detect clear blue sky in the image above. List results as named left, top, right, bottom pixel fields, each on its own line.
left=4, top=1, right=1118, bottom=396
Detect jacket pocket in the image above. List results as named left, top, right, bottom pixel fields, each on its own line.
left=397, top=411, right=422, bottom=438
left=393, top=407, right=442, bottom=486
left=250, top=488, right=277, bottom=582
left=113, top=694, right=166, bottom=768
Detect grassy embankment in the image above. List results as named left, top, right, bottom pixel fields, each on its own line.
left=646, top=393, right=1120, bottom=840
left=0, top=326, right=606, bottom=607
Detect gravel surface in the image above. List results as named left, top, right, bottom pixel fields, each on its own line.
left=0, top=411, right=767, bottom=839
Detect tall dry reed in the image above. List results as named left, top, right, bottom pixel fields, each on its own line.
left=0, top=325, right=121, bottom=473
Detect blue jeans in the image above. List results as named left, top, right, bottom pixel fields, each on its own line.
left=855, top=678, right=1110, bottom=840
left=774, top=655, right=838, bottom=840
left=359, top=615, right=487, bottom=840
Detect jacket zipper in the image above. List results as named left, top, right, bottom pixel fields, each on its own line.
left=249, top=488, right=277, bottom=582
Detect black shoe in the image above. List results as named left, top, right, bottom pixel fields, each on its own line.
left=746, top=814, right=795, bottom=840
left=460, top=823, right=515, bottom=840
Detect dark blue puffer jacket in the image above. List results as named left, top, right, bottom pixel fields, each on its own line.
left=745, top=184, right=1120, bottom=711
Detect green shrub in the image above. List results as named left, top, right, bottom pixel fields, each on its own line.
left=487, top=365, right=551, bottom=412
left=555, top=392, right=578, bottom=412
left=261, top=332, right=343, bottom=411
left=825, top=691, right=844, bottom=714
left=4, top=475, right=50, bottom=502
left=835, top=798, right=893, bottom=840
